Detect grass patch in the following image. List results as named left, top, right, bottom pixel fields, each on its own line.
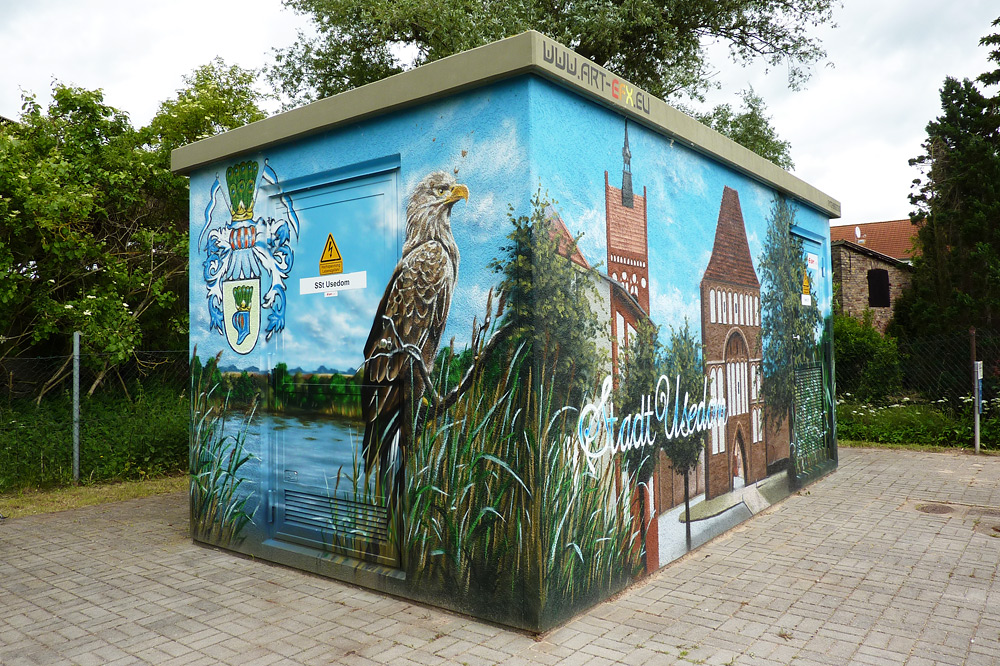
left=836, top=439, right=998, bottom=454
left=0, top=474, right=187, bottom=520
left=836, top=399, right=1000, bottom=449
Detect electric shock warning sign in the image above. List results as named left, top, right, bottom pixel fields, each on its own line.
left=319, top=233, right=343, bottom=275
left=299, top=232, right=364, bottom=296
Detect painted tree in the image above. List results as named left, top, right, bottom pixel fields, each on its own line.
left=892, top=17, right=1000, bottom=337
left=491, top=193, right=603, bottom=407
left=658, top=319, right=704, bottom=547
left=615, top=318, right=703, bottom=546
left=270, top=0, right=837, bottom=104
left=616, top=319, right=662, bottom=482
left=757, top=197, right=822, bottom=442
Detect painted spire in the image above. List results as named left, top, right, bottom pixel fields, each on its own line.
left=621, top=120, right=634, bottom=208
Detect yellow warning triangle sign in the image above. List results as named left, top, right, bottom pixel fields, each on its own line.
left=321, top=234, right=342, bottom=262
left=319, top=233, right=343, bottom=275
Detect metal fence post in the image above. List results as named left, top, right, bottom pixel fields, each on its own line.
left=73, top=331, right=80, bottom=484
left=971, top=327, right=980, bottom=454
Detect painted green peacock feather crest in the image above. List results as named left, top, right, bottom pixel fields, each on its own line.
left=226, top=161, right=259, bottom=221
left=233, top=284, right=254, bottom=312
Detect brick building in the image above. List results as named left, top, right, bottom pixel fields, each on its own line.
left=605, top=122, right=650, bottom=372
left=700, top=187, right=766, bottom=500
left=830, top=220, right=917, bottom=333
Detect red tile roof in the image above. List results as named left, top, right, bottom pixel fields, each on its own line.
left=830, top=219, right=920, bottom=260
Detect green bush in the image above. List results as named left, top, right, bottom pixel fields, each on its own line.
left=834, top=311, right=901, bottom=403
left=837, top=397, right=1000, bottom=449
left=0, top=384, right=187, bottom=493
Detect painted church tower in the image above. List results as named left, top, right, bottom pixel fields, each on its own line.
left=700, top=187, right=766, bottom=500
left=605, top=122, right=650, bottom=375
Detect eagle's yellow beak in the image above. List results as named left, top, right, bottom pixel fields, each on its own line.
left=445, top=184, right=469, bottom=204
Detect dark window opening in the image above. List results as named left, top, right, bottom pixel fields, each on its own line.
left=868, top=269, right=890, bottom=307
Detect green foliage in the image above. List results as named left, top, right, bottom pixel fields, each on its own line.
left=271, top=0, right=838, bottom=104
left=978, top=17, right=1000, bottom=91
left=659, top=320, right=706, bottom=477
left=0, top=61, right=268, bottom=396
left=406, top=344, right=641, bottom=628
left=0, top=85, right=167, bottom=370
left=189, top=354, right=256, bottom=546
left=832, top=310, right=901, bottom=403
left=758, top=197, right=822, bottom=428
left=894, top=18, right=1000, bottom=337
left=615, top=319, right=704, bottom=482
left=491, top=191, right=604, bottom=408
left=616, top=320, right=662, bottom=480
left=693, top=89, right=794, bottom=170
left=0, top=383, right=188, bottom=493
left=267, top=361, right=362, bottom=417
left=837, top=397, right=1000, bottom=450
left=145, top=58, right=270, bottom=154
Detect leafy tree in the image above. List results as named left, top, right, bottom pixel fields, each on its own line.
left=145, top=58, right=270, bottom=154
left=0, top=61, right=268, bottom=398
left=0, top=85, right=180, bottom=396
left=615, top=318, right=703, bottom=546
left=693, top=89, right=794, bottom=170
left=758, top=197, right=822, bottom=433
left=980, top=17, right=1000, bottom=89
left=270, top=0, right=839, bottom=105
left=893, top=18, right=1000, bottom=337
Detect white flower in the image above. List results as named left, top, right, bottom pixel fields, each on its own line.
left=86, top=295, right=96, bottom=300
left=83, top=310, right=91, bottom=316
left=64, top=304, right=73, bottom=309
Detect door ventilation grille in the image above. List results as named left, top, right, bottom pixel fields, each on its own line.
left=284, top=489, right=391, bottom=543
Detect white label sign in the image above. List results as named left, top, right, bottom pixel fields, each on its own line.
left=299, top=271, right=367, bottom=296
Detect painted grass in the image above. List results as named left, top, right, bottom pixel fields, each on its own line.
left=189, top=355, right=256, bottom=546
left=404, top=345, right=642, bottom=626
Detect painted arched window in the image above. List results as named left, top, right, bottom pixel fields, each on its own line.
left=710, top=289, right=716, bottom=323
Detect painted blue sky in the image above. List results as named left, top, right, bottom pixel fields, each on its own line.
left=189, top=76, right=831, bottom=373
left=527, top=79, right=831, bottom=341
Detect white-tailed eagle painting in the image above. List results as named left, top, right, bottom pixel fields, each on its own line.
left=361, top=171, right=469, bottom=481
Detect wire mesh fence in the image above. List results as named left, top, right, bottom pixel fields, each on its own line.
left=835, top=328, right=1000, bottom=448
left=0, top=348, right=189, bottom=493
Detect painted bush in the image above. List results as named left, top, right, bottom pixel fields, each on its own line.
left=188, top=75, right=836, bottom=631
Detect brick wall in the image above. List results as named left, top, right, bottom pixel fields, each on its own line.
left=832, top=244, right=912, bottom=334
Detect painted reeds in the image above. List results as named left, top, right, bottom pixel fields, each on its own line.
left=403, top=344, right=642, bottom=626
left=189, top=353, right=256, bottom=546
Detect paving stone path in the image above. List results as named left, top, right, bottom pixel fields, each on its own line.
left=2, top=447, right=999, bottom=665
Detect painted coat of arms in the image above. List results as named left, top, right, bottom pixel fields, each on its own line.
left=200, top=159, right=298, bottom=354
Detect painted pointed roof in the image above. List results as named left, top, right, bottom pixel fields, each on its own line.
left=545, top=206, right=591, bottom=269
left=703, top=186, right=759, bottom=288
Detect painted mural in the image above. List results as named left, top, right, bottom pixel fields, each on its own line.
left=189, top=76, right=836, bottom=632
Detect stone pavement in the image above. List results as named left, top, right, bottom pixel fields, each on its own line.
left=2, top=447, right=1000, bottom=666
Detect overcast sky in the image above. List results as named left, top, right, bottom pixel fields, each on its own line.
left=3, top=0, right=998, bottom=227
